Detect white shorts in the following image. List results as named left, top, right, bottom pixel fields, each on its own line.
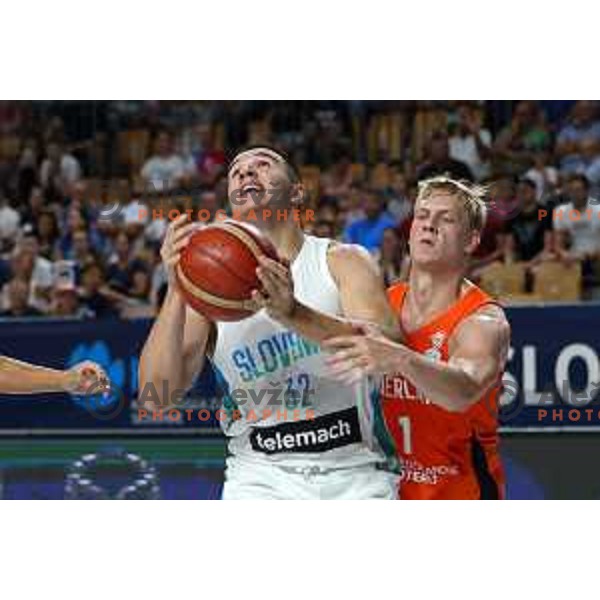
left=222, top=457, right=399, bottom=500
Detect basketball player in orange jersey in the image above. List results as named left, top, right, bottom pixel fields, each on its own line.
left=0, top=356, right=108, bottom=395
left=323, top=177, right=511, bottom=499
left=139, top=146, right=402, bottom=500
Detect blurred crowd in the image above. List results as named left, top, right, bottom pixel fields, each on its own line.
left=0, top=100, right=599, bottom=319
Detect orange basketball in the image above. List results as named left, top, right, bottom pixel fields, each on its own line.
left=176, top=220, right=280, bottom=322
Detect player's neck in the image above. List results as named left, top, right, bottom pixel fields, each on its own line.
left=406, top=267, right=464, bottom=325
left=264, top=222, right=305, bottom=263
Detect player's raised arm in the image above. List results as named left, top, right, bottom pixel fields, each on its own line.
left=323, top=304, right=510, bottom=413
left=0, top=356, right=108, bottom=395
left=252, top=243, right=402, bottom=344
left=138, top=215, right=215, bottom=409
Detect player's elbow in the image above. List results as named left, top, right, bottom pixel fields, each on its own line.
left=445, top=394, right=477, bottom=413
left=444, top=376, right=488, bottom=413
left=453, top=373, right=499, bottom=413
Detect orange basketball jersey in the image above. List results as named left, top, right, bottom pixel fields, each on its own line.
left=382, top=281, right=505, bottom=500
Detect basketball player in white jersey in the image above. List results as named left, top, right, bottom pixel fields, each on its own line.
left=0, top=356, right=108, bottom=395
left=139, top=146, right=400, bottom=499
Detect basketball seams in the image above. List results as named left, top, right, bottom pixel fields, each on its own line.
left=189, top=239, right=258, bottom=289
left=210, top=222, right=266, bottom=264
left=221, top=220, right=279, bottom=260
left=177, top=221, right=279, bottom=321
left=176, top=265, right=256, bottom=311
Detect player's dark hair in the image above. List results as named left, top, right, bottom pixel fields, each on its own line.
left=227, top=144, right=300, bottom=184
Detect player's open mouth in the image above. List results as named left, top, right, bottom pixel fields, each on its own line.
left=419, top=238, right=435, bottom=246
left=240, top=184, right=264, bottom=197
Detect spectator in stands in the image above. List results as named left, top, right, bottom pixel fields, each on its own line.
left=377, top=227, right=409, bottom=287
left=524, top=151, right=559, bottom=202
left=469, top=177, right=512, bottom=277
left=68, top=229, right=96, bottom=271
left=129, top=265, right=152, bottom=305
left=144, top=206, right=168, bottom=244
left=106, top=232, right=147, bottom=294
left=66, top=180, right=114, bottom=249
left=385, top=170, right=412, bottom=226
left=49, top=281, right=90, bottom=319
left=192, top=123, right=226, bottom=187
left=42, top=116, right=67, bottom=146
left=141, top=130, right=187, bottom=193
left=523, top=231, right=558, bottom=275
left=575, top=138, right=600, bottom=198
left=555, top=101, right=600, bottom=173
left=449, top=102, right=492, bottom=181
left=504, top=178, right=554, bottom=264
left=493, top=101, right=551, bottom=174
left=10, top=235, right=54, bottom=313
left=15, top=141, right=38, bottom=202
left=342, top=188, right=397, bottom=253
left=65, top=180, right=92, bottom=215
left=40, top=141, right=81, bottom=196
left=0, top=189, right=20, bottom=253
left=60, top=207, right=104, bottom=260
left=337, top=183, right=365, bottom=228
left=553, top=175, right=600, bottom=291
left=312, top=219, right=336, bottom=239
left=213, top=173, right=229, bottom=206
left=321, top=149, right=354, bottom=202
left=314, top=203, right=340, bottom=237
left=119, top=192, right=149, bottom=239
left=0, top=101, right=25, bottom=134
left=34, top=210, right=60, bottom=260
left=6, top=99, right=600, bottom=314
left=198, top=189, right=222, bottom=222
left=417, top=131, right=474, bottom=182
left=19, top=186, right=46, bottom=233
left=0, top=278, right=42, bottom=318
left=79, top=261, right=120, bottom=318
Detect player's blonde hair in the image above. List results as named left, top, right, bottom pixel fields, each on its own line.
left=416, top=176, right=488, bottom=233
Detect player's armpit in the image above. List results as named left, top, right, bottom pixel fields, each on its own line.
left=328, top=243, right=403, bottom=342
left=180, top=307, right=215, bottom=391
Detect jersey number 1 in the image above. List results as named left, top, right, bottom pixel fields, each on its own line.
left=397, top=416, right=412, bottom=455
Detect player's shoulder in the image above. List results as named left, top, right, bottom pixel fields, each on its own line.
left=326, top=240, right=375, bottom=266
left=476, top=301, right=508, bottom=321
left=325, top=241, right=380, bottom=284
left=456, top=302, right=510, bottom=344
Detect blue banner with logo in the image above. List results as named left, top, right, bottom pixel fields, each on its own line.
left=500, top=304, right=600, bottom=429
left=1, top=305, right=600, bottom=432
left=0, top=318, right=220, bottom=432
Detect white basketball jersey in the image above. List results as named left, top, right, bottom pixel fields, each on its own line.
left=211, top=234, right=392, bottom=469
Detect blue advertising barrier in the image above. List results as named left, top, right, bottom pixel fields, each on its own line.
left=502, top=303, right=600, bottom=429
left=0, top=318, right=220, bottom=432
left=1, top=303, right=600, bottom=432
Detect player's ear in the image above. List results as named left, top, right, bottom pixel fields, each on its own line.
left=465, top=228, right=481, bottom=255
left=291, top=182, right=306, bottom=208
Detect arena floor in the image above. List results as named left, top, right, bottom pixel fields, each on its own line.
left=0, top=438, right=226, bottom=499
left=1, top=432, right=598, bottom=499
